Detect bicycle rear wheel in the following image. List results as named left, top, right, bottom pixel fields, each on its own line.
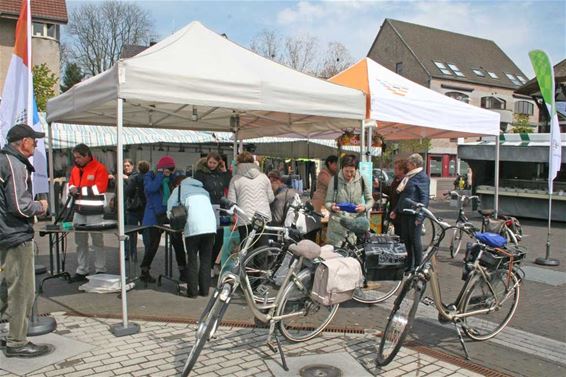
left=277, top=269, right=339, bottom=342
left=461, top=269, right=520, bottom=341
left=181, top=284, right=230, bottom=376
left=242, top=246, right=286, bottom=303
left=450, top=228, right=464, bottom=258
left=376, top=277, right=426, bottom=366
left=353, top=280, right=402, bottom=304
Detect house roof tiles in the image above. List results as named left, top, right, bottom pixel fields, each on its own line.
left=383, top=19, right=527, bottom=90
left=0, top=0, right=68, bottom=23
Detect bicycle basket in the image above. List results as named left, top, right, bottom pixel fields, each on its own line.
left=465, top=243, right=527, bottom=272
left=364, top=234, right=407, bottom=281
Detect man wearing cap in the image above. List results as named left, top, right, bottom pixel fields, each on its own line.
left=0, top=124, right=53, bottom=358
left=68, top=143, right=109, bottom=283
left=268, top=170, right=297, bottom=226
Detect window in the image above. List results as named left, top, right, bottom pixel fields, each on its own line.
left=505, top=73, right=521, bottom=86
left=395, top=62, right=403, bottom=75
left=517, top=75, right=528, bottom=84
left=481, top=96, right=506, bottom=110
left=515, top=101, right=534, bottom=115
left=448, top=63, right=465, bottom=77
left=445, top=91, right=470, bottom=103
left=488, top=71, right=498, bottom=79
left=31, top=22, right=59, bottom=40
left=434, top=61, right=452, bottom=75
left=472, top=69, right=485, bottom=77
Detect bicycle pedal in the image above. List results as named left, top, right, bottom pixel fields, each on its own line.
left=421, top=296, right=434, bottom=306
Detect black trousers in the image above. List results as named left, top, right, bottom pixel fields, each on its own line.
left=211, top=227, right=224, bottom=267
left=140, top=228, right=186, bottom=271
left=185, top=233, right=215, bottom=297
left=399, top=214, right=423, bottom=271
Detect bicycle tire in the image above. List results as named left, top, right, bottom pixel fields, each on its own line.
left=421, top=216, right=436, bottom=254
left=461, top=269, right=520, bottom=341
left=181, top=285, right=229, bottom=376
left=277, top=269, right=339, bottom=342
left=376, top=277, right=426, bottom=366
left=353, top=280, right=402, bottom=304
left=450, top=228, right=464, bottom=259
left=242, top=245, right=286, bottom=303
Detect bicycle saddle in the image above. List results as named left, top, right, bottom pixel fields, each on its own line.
left=289, top=240, right=321, bottom=260
left=478, top=209, right=495, bottom=217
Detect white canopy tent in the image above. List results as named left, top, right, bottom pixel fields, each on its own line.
left=46, top=21, right=366, bottom=335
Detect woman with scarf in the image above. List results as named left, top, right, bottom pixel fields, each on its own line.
left=194, top=152, right=231, bottom=274
left=391, top=153, right=430, bottom=272
left=374, top=159, right=408, bottom=236
left=140, top=156, right=186, bottom=283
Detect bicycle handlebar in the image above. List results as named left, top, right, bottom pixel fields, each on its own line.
left=402, top=200, right=451, bottom=229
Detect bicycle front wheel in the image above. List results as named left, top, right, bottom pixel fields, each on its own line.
left=461, top=269, right=520, bottom=341
left=181, top=285, right=230, bottom=376
left=421, top=216, right=436, bottom=254
left=353, top=280, right=403, bottom=304
left=242, top=246, right=286, bottom=304
left=277, top=269, right=339, bottom=342
left=376, top=277, right=426, bottom=366
left=450, top=228, right=464, bottom=258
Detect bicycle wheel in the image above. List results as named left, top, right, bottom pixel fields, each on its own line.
left=421, top=216, right=436, bottom=254
left=450, top=228, right=464, bottom=258
left=277, top=269, right=339, bottom=342
left=376, top=277, right=426, bottom=366
left=461, top=269, right=520, bottom=341
left=242, top=246, right=286, bottom=303
left=181, top=284, right=230, bottom=376
left=353, top=280, right=402, bottom=304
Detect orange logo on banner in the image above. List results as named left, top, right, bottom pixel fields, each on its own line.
left=377, top=79, right=408, bottom=96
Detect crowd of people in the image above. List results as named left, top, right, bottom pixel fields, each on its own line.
left=1, top=126, right=432, bottom=359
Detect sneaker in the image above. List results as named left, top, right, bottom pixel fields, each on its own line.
left=68, top=273, right=88, bottom=283
left=5, top=342, right=52, bottom=358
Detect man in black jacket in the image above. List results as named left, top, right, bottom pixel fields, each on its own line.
left=393, top=153, right=430, bottom=271
left=0, top=124, right=52, bottom=358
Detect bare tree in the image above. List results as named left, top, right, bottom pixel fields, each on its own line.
left=67, top=1, right=154, bottom=76
left=283, top=34, right=319, bottom=74
left=250, top=29, right=282, bottom=62
left=317, top=42, right=354, bottom=79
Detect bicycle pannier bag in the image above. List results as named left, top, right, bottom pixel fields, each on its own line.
left=364, top=234, right=407, bottom=281
left=169, top=185, right=187, bottom=231
left=485, top=218, right=505, bottom=234
left=311, top=256, right=363, bottom=306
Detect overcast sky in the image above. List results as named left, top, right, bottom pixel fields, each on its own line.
left=69, top=0, right=565, bottom=78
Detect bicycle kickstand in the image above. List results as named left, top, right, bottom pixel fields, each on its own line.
left=453, top=322, right=470, bottom=360
left=267, top=324, right=289, bottom=371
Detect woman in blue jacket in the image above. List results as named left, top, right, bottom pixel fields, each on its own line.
left=140, top=156, right=186, bottom=283
left=168, top=177, right=217, bottom=297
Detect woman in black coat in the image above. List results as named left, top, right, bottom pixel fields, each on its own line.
left=194, top=152, right=231, bottom=273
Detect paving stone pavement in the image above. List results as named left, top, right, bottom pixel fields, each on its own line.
left=0, top=313, right=491, bottom=377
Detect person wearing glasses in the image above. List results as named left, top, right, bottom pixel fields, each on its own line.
left=0, top=124, right=53, bottom=358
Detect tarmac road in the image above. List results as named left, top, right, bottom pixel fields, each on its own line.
left=32, top=199, right=566, bottom=376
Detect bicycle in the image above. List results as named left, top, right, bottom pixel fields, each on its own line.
left=336, top=216, right=403, bottom=304
left=445, top=191, right=480, bottom=258
left=376, top=200, right=525, bottom=366
left=181, top=199, right=339, bottom=376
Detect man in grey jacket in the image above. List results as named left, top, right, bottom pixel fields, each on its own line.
left=0, top=124, right=53, bottom=358
left=267, top=170, right=297, bottom=226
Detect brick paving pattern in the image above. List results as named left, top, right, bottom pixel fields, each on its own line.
left=1, top=313, right=486, bottom=376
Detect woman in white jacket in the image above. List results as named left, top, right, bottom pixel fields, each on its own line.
left=168, top=177, right=216, bottom=298
left=228, top=152, right=274, bottom=246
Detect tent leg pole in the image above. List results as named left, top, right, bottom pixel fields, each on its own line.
left=494, top=135, right=500, bottom=216
left=360, top=120, right=365, bottom=161
left=47, top=122, right=56, bottom=221
left=110, top=97, right=140, bottom=337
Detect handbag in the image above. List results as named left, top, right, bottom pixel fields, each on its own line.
left=169, top=185, right=188, bottom=231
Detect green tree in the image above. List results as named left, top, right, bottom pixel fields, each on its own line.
left=511, top=114, right=533, bottom=133
left=398, top=138, right=431, bottom=154
left=32, top=63, right=58, bottom=112
left=60, top=62, right=84, bottom=92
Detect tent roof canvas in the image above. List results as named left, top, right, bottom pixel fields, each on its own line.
left=47, top=22, right=365, bottom=139
left=330, top=58, right=501, bottom=139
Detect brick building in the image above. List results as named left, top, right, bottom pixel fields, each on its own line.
left=368, top=19, right=538, bottom=177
